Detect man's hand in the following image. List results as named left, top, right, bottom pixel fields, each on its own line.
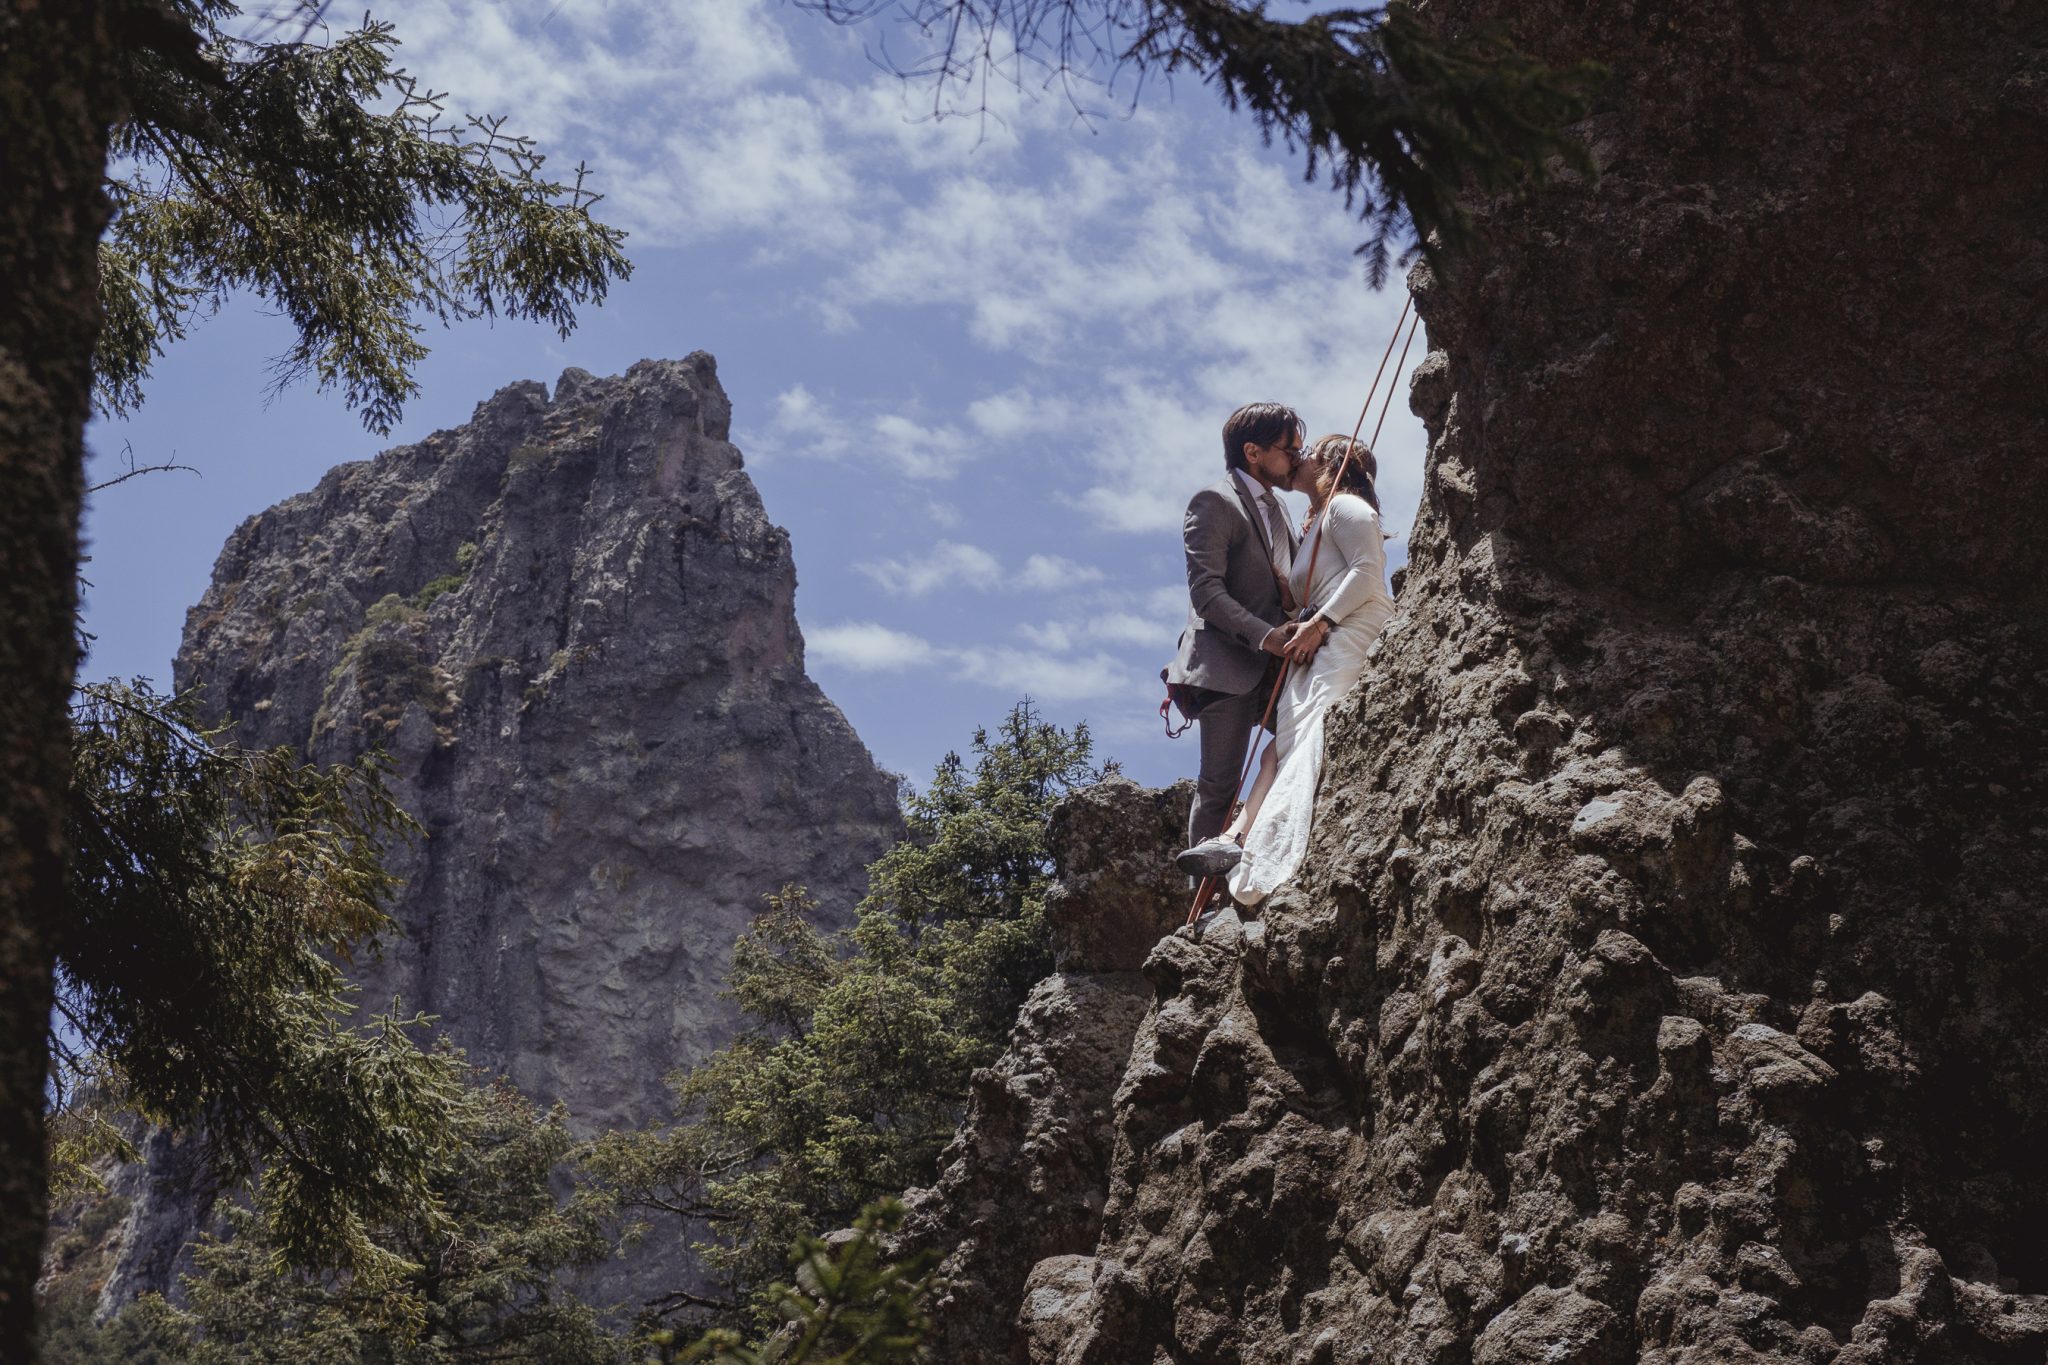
left=1283, top=617, right=1332, bottom=664
left=1260, top=622, right=1299, bottom=657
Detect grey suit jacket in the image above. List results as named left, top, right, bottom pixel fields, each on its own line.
left=1165, top=474, right=1298, bottom=698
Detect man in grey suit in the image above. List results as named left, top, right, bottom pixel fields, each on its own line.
left=1166, top=402, right=1305, bottom=876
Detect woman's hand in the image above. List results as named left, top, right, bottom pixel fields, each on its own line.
left=1283, top=617, right=1331, bottom=664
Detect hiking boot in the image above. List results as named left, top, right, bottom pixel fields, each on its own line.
left=1175, top=836, right=1243, bottom=877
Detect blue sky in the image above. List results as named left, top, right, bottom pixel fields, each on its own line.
left=81, top=0, right=1425, bottom=791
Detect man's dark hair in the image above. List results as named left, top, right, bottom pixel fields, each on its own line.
left=1222, top=403, right=1304, bottom=471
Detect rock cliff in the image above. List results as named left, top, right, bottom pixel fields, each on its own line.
left=103, top=355, right=904, bottom=1306
left=896, top=777, right=1191, bottom=1363
left=913, top=2, right=2048, bottom=1361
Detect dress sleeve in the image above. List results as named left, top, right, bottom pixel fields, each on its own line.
left=1305, top=495, right=1387, bottom=626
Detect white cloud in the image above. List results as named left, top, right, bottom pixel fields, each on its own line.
left=1017, top=554, right=1104, bottom=592
left=384, top=0, right=874, bottom=249
left=790, top=124, right=1419, bottom=535
left=1016, top=621, right=1074, bottom=652
left=949, top=646, right=1133, bottom=703
left=1018, top=609, right=1169, bottom=654
left=1146, top=584, right=1191, bottom=620
left=967, top=388, right=1075, bottom=439
left=389, top=0, right=1428, bottom=542
left=1095, top=610, right=1170, bottom=647
left=858, top=540, right=1003, bottom=596
left=671, top=0, right=802, bottom=97
left=853, top=547, right=1119, bottom=598
left=870, top=413, right=968, bottom=480
left=656, top=91, right=867, bottom=243
left=808, top=623, right=1134, bottom=701
left=771, top=384, right=852, bottom=456
left=807, top=621, right=933, bottom=671
left=767, top=390, right=969, bottom=479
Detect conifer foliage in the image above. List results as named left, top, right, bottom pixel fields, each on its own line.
left=98, top=1, right=631, bottom=431
left=124, top=1079, right=628, bottom=1364
left=51, top=680, right=462, bottom=1277
left=1130, top=1, right=1601, bottom=282
left=5, top=7, right=632, bottom=1339
left=590, top=705, right=1111, bottom=1331
left=650, top=1201, right=938, bottom=1365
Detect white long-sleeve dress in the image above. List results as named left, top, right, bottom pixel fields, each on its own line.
left=1227, top=492, right=1394, bottom=906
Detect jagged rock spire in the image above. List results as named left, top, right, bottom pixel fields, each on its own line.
left=103, top=356, right=904, bottom=1308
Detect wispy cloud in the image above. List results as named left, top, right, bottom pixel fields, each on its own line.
left=768, top=388, right=968, bottom=480
left=871, top=414, right=968, bottom=480
left=771, top=384, right=850, bottom=457
left=858, top=540, right=1004, bottom=596
left=855, top=545, right=1119, bottom=599
left=1017, top=554, right=1104, bottom=592
left=809, top=621, right=1134, bottom=701
left=949, top=646, right=1134, bottom=702
left=967, top=388, right=1075, bottom=439
left=1015, top=603, right=1180, bottom=657
left=391, top=0, right=1426, bottom=539
left=810, top=573, right=1190, bottom=704
left=807, top=621, right=934, bottom=672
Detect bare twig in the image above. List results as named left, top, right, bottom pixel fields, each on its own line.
left=89, top=441, right=200, bottom=494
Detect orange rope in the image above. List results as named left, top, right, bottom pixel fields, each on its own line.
left=1298, top=301, right=1418, bottom=623
left=1369, top=312, right=1420, bottom=449
left=1186, top=296, right=1420, bottom=925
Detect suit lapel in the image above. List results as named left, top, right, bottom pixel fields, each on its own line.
left=1228, top=474, right=1275, bottom=561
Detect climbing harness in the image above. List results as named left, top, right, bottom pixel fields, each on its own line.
left=1186, top=295, right=1422, bottom=925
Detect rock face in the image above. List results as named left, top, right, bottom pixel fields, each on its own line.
left=111, top=356, right=903, bottom=1304
left=897, top=777, right=1191, bottom=1365
left=920, top=3, right=2048, bottom=1361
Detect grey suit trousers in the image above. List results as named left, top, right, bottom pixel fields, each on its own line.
left=1188, top=682, right=1270, bottom=845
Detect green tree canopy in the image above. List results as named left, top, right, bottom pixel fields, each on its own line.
left=107, top=1075, right=628, bottom=1365
left=50, top=680, right=463, bottom=1277
left=652, top=1200, right=938, bottom=1365
left=100, top=0, right=631, bottom=431
left=589, top=705, right=1110, bottom=1331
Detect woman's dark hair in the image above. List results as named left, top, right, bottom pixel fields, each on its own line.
left=1222, top=402, right=1304, bottom=472
left=1307, top=434, right=1380, bottom=514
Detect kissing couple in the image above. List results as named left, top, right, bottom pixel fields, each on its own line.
left=1163, top=402, right=1396, bottom=907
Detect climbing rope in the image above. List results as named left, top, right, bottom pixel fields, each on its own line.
left=1186, top=295, right=1421, bottom=925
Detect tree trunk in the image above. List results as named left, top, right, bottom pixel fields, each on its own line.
left=0, top=1, right=120, bottom=1356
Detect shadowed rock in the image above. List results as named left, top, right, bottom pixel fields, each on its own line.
left=1045, top=777, right=1196, bottom=973
left=917, top=1, right=2048, bottom=1359
left=895, top=777, right=1190, bottom=1364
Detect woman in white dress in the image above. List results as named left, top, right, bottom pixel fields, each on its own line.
left=1221, top=434, right=1396, bottom=906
